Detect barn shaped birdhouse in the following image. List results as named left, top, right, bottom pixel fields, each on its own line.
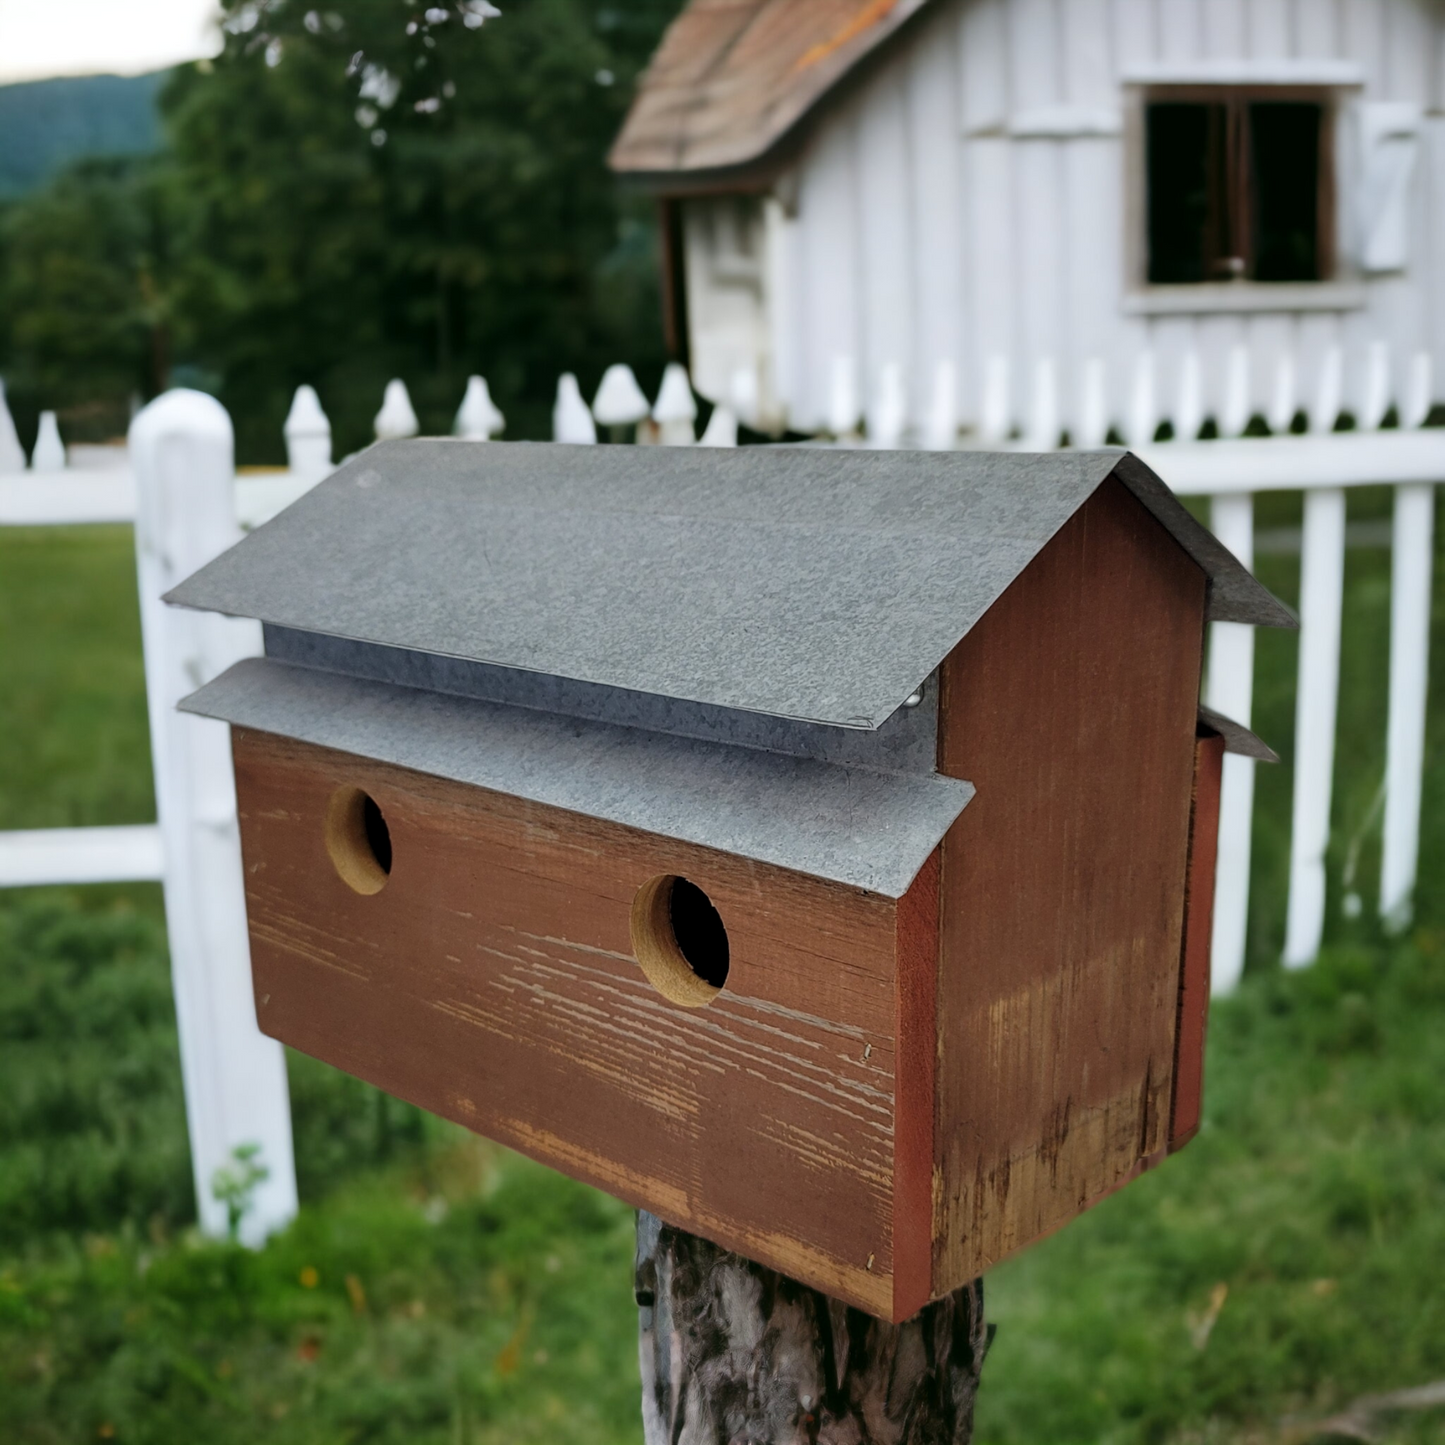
left=167, top=442, right=1287, bottom=1321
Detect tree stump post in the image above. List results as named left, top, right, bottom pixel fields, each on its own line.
left=635, top=1213, right=989, bottom=1445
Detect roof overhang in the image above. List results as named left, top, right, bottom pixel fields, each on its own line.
left=609, top=0, right=935, bottom=185
left=183, top=657, right=971, bottom=897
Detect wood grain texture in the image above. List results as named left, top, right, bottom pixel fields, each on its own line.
left=893, top=849, right=938, bottom=1320
left=636, top=1211, right=988, bottom=1445
left=1170, top=730, right=1224, bottom=1151
left=932, top=474, right=1206, bottom=1294
left=233, top=727, right=938, bottom=1317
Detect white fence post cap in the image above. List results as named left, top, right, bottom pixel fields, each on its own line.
left=699, top=404, right=738, bottom=447
left=455, top=375, right=505, bottom=439
left=374, top=379, right=420, bottom=440
left=592, top=364, right=650, bottom=426
left=130, top=387, right=233, bottom=448
left=31, top=410, right=67, bottom=472
left=284, top=384, right=331, bottom=439
left=554, top=373, right=598, bottom=443
left=652, top=363, right=697, bottom=424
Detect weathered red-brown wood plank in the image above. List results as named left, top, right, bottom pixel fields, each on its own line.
left=1170, top=730, right=1225, bottom=1151
left=234, top=728, right=924, bottom=1315
left=932, top=475, right=1206, bottom=1293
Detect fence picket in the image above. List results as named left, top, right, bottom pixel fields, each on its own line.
left=1283, top=486, right=1347, bottom=967
left=1207, top=493, right=1257, bottom=993
left=1381, top=481, right=1436, bottom=930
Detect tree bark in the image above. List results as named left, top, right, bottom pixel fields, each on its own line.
left=635, top=1213, right=989, bottom=1445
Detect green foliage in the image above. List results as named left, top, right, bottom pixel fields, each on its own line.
left=4, top=449, right=1445, bottom=1440
left=0, top=889, right=191, bottom=1248
left=0, top=1143, right=640, bottom=1444
left=0, top=0, right=681, bottom=458
left=975, top=936, right=1445, bottom=1445
left=0, top=526, right=153, bottom=830
left=0, top=161, right=177, bottom=444
left=212, top=1145, right=271, bottom=1242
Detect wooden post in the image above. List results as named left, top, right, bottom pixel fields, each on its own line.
left=635, top=1213, right=989, bottom=1445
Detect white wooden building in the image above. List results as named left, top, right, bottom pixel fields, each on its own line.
left=611, top=0, right=1445, bottom=441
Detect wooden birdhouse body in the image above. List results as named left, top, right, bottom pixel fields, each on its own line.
left=169, top=442, right=1286, bottom=1320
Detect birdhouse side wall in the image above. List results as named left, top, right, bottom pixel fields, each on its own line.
left=932, top=476, right=1207, bottom=1295
left=1169, top=730, right=1226, bottom=1152
left=230, top=726, right=929, bottom=1316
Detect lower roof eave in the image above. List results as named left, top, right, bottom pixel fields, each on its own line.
left=181, top=657, right=973, bottom=900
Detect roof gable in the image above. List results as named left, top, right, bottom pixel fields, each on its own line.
left=609, top=0, right=934, bottom=179
left=166, top=440, right=1289, bottom=732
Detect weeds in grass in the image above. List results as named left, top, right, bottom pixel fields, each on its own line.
left=2, top=512, right=1443, bottom=1441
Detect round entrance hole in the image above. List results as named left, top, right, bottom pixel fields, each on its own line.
left=325, top=786, right=392, bottom=895
left=630, top=874, right=730, bottom=1007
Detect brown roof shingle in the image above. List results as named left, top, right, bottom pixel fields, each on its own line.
left=609, top=0, right=933, bottom=180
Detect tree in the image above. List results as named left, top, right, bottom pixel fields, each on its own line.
left=162, top=0, right=679, bottom=457
left=0, top=0, right=682, bottom=460
left=0, top=156, right=177, bottom=444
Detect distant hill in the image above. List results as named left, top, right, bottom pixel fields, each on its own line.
left=0, top=71, right=166, bottom=198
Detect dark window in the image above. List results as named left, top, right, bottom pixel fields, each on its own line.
left=1146, top=90, right=1329, bottom=284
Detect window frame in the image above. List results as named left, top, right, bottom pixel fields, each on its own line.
left=1125, top=82, right=1347, bottom=308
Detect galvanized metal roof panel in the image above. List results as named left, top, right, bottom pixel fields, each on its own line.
left=166, top=441, right=1286, bottom=730
left=264, top=624, right=942, bottom=774
left=181, top=657, right=972, bottom=898
left=1199, top=703, right=1280, bottom=763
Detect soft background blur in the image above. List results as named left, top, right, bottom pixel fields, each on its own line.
left=1, top=3, right=1442, bottom=1442
left=0, top=0, right=675, bottom=459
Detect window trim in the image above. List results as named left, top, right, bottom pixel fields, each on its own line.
left=1124, top=82, right=1352, bottom=310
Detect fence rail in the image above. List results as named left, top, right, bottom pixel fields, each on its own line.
left=1, top=343, right=1438, bottom=1238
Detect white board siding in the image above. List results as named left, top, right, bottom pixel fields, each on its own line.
left=1205, top=0, right=1250, bottom=59
left=1247, top=0, right=1293, bottom=60
left=961, top=0, right=1009, bottom=131
left=857, top=68, right=915, bottom=433
left=1294, top=0, right=1342, bottom=60
left=1428, top=120, right=1445, bottom=381
left=705, top=0, right=1445, bottom=437
left=1113, top=0, right=1161, bottom=73
left=1009, top=0, right=1062, bottom=113
left=1064, top=0, right=1114, bottom=106
left=795, top=117, right=863, bottom=430
left=1159, top=0, right=1206, bottom=61
left=965, top=134, right=1016, bottom=429
left=905, top=16, right=967, bottom=435
left=1343, top=0, right=1386, bottom=92
left=764, top=198, right=801, bottom=425
left=1385, top=0, right=1432, bottom=101
left=1016, top=141, right=1068, bottom=436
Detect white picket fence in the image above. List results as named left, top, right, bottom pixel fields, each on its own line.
left=0, top=340, right=1438, bottom=1240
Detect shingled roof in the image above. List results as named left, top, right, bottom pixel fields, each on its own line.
left=609, top=0, right=933, bottom=180
left=167, top=440, right=1290, bottom=733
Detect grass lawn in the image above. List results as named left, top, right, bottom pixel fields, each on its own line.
left=2, top=513, right=1443, bottom=1443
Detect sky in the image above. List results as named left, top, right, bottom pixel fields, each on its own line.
left=0, top=0, right=221, bottom=85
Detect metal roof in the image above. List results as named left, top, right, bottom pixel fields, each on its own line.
left=263, top=624, right=943, bottom=774
left=609, top=0, right=933, bottom=181
left=182, top=657, right=971, bottom=897
left=166, top=440, right=1291, bottom=732
left=1199, top=703, right=1279, bottom=763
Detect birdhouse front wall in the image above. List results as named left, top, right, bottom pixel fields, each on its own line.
left=232, top=725, right=939, bottom=1318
